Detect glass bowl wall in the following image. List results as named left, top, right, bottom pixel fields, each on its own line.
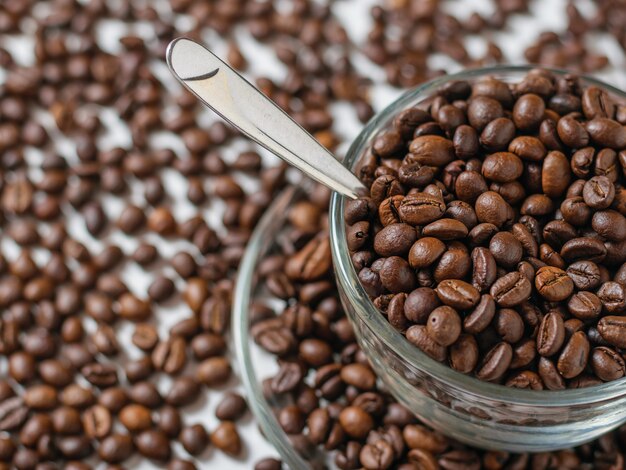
left=329, top=66, right=626, bottom=452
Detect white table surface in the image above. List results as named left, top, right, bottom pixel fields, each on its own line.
left=1, top=0, right=625, bottom=468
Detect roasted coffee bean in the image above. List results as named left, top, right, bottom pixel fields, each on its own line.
left=406, top=325, right=447, bottom=362
left=537, top=312, right=565, bottom=357
left=215, top=392, right=247, bottom=421
left=435, top=280, right=479, bottom=310
left=557, top=331, right=590, bottom=379
left=135, top=429, right=171, bottom=461
left=493, top=308, right=524, bottom=343
left=535, top=266, right=574, bottom=301
left=211, top=421, right=242, bottom=456
left=408, top=237, right=445, bottom=269
left=591, top=346, right=625, bottom=382
left=180, top=424, right=210, bottom=455
left=82, top=404, right=111, bottom=439
left=490, top=271, right=532, bottom=307
left=568, top=291, right=602, bottom=320
left=374, top=223, right=416, bottom=257
left=476, top=342, right=512, bottom=382
left=98, top=434, right=134, bottom=464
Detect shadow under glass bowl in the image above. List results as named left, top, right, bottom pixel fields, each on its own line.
left=328, top=65, right=626, bottom=453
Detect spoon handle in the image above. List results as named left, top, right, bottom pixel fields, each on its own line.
left=166, top=37, right=366, bottom=200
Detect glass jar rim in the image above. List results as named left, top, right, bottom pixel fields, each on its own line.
left=329, top=64, right=626, bottom=407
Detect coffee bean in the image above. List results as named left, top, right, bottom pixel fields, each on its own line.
left=535, top=266, right=574, bottom=301
left=152, top=336, right=186, bottom=375
left=493, top=308, right=524, bottom=344
left=398, top=194, right=446, bottom=226
left=586, top=117, right=626, bottom=148
left=435, top=279, right=479, bottom=310
left=98, top=434, right=134, bottom=464
left=568, top=291, right=602, bottom=320
left=211, top=421, right=242, bottom=456
left=597, top=282, right=626, bottom=314
left=196, top=357, right=231, bottom=386
left=119, top=404, right=152, bottom=433
left=489, top=232, right=523, bottom=268
left=476, top=342, right=512, bottom=382
left=215, top=392, right=247, bottom=421
left=83, top=404, right=111, bottom=439
left=536, top=311, right=565, bottom=357
left=406, top=325, right=447, bottom=361
left=591, top=346, right=625, bottom=382
left=135, top=429, right=171, bottom=461
left=373, top=223, right=416, bottom=257
left=0, top=397, right=28, bottom=432
left=557, top=331, right=590, bottom=379
left=426, top=306, right=461, bottom=347
left=180, top=423, right=209, bottom=455
left=490, top=271, right=531, bottom=307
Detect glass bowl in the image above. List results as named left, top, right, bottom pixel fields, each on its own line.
left=233, top=185, right=327, bottom=469
left=328, top=66, right=626, bottom=453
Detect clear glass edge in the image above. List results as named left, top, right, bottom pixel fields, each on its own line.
left=328, top=64, right=626, bottom=407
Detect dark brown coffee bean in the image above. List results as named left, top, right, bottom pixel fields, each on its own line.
left=597, top=282, right=626, bottom=314
left=480, top=118, right=515, bottom=152
left=422, top=218, right=468, bottom=240
left=489, top=232, right=523, bottom=268
left=538, top=357, right=566, bottom=390
left=583, top=175, right=615, bottom=210
left=568, top=291, right=602, bottom=320
left=196, top=357, right=231, bottom=386
left=561, top=237, right=607, bottom=263
left=493, top=308, right=524, bottom=344
left=535, top=266, right=574, bottom=301
left=586, top=117, right=626, bottom=149
left=406, top=325, right=447, bottom=361
left=435, top=279, right=479, bottom=310
left=408, top=237, right=445, bottom=269
left=398, top=194, right=445, bottom=226
left=211, top=421, right=242, bottom=456
left=0, top=397, right=28, bottom=432
left=566, top=260, right=601, bottom=290
left=215, top=392, right=247, bottom=421
left=476, top=342, right=512, bottom=382
left=180, top=424, right=209, bottom=455
left=425, top=305, right=460, bottom=347
left=98, top=434, right=134, bottom=464
left=135, top=429, right=171, bottom=461
left=536, top=311, right=565, bottom=357
left=557, top=115, right=589, bottom=148
left=557, top=331, right=590, bottom=379
left=373, top=223, right=416, bottom=257
left=482, top=152, right=523, bottom=183
left=513, top=94, right=545, bottom=131
left=490, top=271, right=532, bottom=307
left=591, top=346, right=625, bottom=381
left=152, top=336, right=186, bottom=375
left=467, top=96, right=503, bottom=131
left=592, top=210, right=626, bottom=242
left=82, top=404, right=111, bottom=439
left=406, top=135, right=454, bottom=167
left=378, top=256, right=416, bottom=293
left=474, top=191, right=510, bottom=228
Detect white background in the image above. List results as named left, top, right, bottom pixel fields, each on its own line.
left=1, top=0, right=625, bottom=468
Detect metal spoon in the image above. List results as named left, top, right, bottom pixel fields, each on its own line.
left=166, top=37, right=366, bottom=200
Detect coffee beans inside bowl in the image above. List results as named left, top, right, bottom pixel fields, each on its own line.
left=346, top=69, right=626, bottom=388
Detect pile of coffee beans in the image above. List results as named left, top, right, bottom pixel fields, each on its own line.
left=346, top=69, right=626, bottom=388
left=0, top=0, right=625, bottom=468
left=252, top=183, right=626, bottom=469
